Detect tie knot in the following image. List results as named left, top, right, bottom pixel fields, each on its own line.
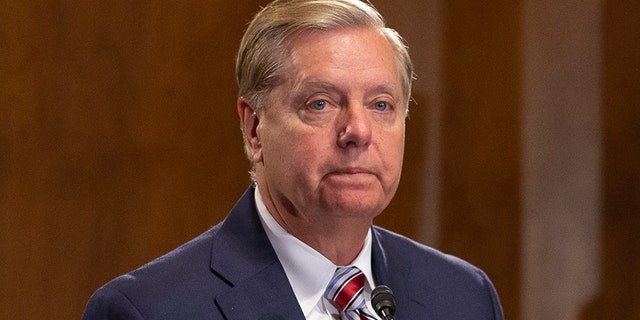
left=324, top=266, right=376, bottom=320
left=325, top=266, right=365, bottom=312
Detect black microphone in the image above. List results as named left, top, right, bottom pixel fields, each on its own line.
left=371, top=285, right=396, bottom=320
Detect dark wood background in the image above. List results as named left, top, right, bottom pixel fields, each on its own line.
left=1, top=0, right=637, bottom=319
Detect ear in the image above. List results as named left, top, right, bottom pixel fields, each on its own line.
left=237, top=97, right=262, bottom=162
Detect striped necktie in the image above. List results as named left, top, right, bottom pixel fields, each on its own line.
left=324, top=266, right=377, bottom=320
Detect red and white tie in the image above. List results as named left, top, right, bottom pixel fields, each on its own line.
left=324, top=266, right=377, bottom=320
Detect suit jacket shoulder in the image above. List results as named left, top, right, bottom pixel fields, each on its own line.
left=371, top=226, right=504, bottom=320
left=82, top=186, right=304, bottom=320
left=82, top=229, right=219, bottom=319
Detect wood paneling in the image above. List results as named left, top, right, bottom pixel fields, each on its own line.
left=579, top=1, right=640, bottom=319
left=439, top=1, right=522, bottom=319
left=583, top=0, right=640, bottom=318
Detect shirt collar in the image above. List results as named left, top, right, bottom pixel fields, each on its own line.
left=254, top=187, right=376, bottom=317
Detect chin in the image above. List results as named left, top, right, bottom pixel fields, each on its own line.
left=317, top=183, right=390, bottom=211
left=324, top=197, right=386, bottom=218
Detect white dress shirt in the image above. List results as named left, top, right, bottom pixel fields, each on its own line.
left=254, top=187, right=380, bottom=320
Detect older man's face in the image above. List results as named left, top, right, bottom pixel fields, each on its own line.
left=253, top=27, right=406, bottom=222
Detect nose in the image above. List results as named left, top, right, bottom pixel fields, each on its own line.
left=337, top=105, right=372, bottom=149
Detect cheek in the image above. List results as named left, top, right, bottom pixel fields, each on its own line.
left=288, top=132, right=328, bottom=168
left=378, top=128, right=405, bottom=183
left=380, top=127, right=405, bottom=159
left=263, top=125, right=325, bottom=172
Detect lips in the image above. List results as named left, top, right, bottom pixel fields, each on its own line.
left=331, top=167, right=373, bottom=174
left=325, top=167, right=379, bottom=181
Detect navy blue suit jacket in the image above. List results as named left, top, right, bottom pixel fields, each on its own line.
left=83, top=186, right=503, bottom=319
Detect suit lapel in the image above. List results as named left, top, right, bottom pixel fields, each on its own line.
left=371, top=227, right=428, bottom=318
left=215, top=261, right=305, bottom=320
left=371, top=227, right=392, bottom=286
left=210, top=186, right=305, bottom=320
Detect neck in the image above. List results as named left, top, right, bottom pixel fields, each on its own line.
left=258, top=186, right=372, bottom=266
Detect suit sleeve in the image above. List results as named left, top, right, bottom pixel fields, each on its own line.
left=82, top=286, right=145, bottom=320
left=481, top=272, right=505, bottom=320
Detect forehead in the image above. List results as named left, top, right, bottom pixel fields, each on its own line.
left=283, top=27, right=402, bottom=92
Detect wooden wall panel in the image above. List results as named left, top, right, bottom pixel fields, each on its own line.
left=521, top=0, right=603, bottom=318
left=589, top=0, right=640, bottom=318
left=439, top=1, right=522, bottom=319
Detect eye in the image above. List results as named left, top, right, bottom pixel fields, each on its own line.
left=374, top=101, right=389, bottom=111
left=311, top=100, right=327, bottom=110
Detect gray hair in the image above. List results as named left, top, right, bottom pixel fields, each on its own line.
left=237, top=0, right=413, bottom=109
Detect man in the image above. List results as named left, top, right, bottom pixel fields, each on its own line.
left=83, top=0, right=504, bottom=319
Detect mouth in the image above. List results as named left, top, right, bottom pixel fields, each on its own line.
left=325, top=167, right=379, bottom=181
left=330, top=167, right=374, bottom=175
